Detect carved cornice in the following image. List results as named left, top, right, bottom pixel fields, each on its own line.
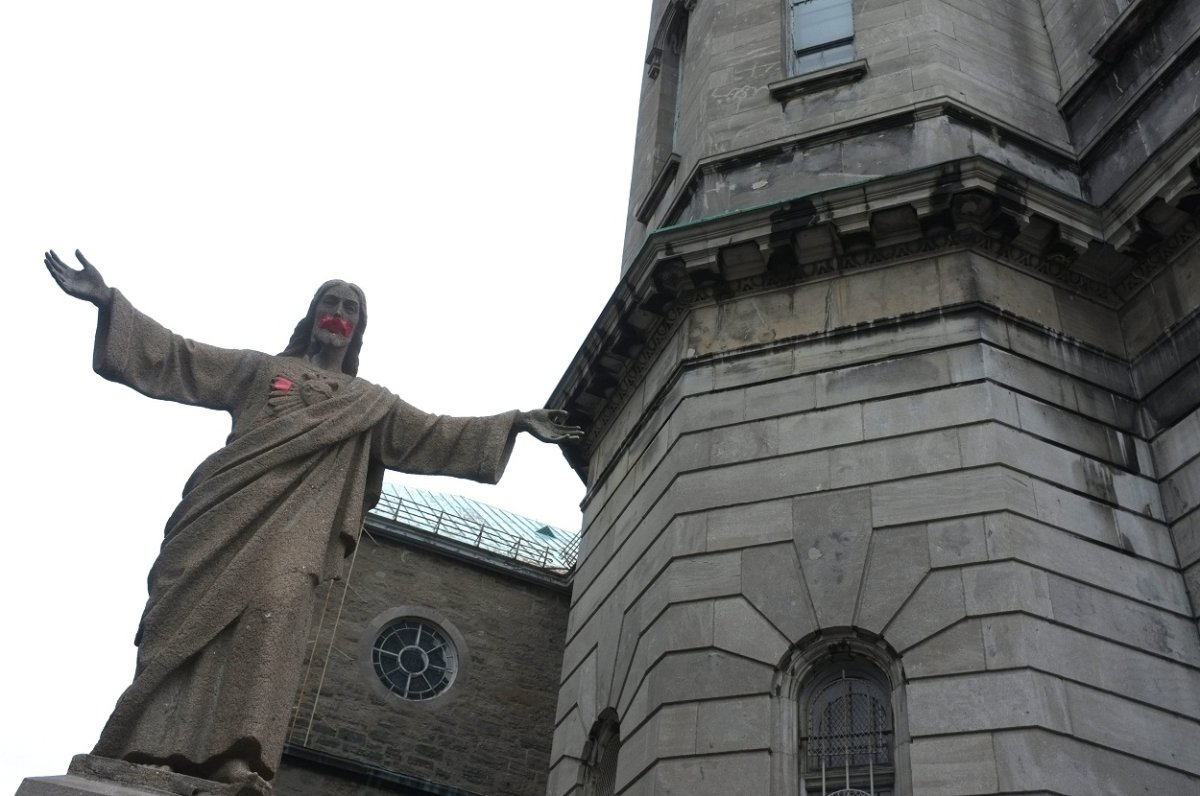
left=550, top=157, right=1200, bottom=482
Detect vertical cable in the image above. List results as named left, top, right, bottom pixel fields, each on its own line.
left=288, top=573, right=336, bottom=742
left=302, top=523, right=364, bottom=746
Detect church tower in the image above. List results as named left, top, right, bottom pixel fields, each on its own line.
left=551, top=1, right=1200, bottom=794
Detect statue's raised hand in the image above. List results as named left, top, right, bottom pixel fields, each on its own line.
left=45, top=249, right=113, bottom=307
left=518, top=409, right=584, bottom=444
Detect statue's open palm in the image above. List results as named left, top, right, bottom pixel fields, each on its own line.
left=521, top=409, right=584, bottom=444
left=45, top=249, right=111, bottom=306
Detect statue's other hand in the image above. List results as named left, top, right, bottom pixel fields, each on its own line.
left=520, top=408, right=584, bottom=444
left=44, top=249, right=113, bottom=307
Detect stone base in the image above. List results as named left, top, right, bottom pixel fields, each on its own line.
left=15, top=755, right=270, bottom=796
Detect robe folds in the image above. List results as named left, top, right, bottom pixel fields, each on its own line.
left=88, top=292, right=518, bottom=780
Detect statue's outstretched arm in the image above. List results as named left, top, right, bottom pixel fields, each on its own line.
left=44, top=249, right=114, bottom=307
left=516, top=409, right=584, bottom=444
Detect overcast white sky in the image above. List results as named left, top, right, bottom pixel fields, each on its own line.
left=0, top=2, right=649, bottom=788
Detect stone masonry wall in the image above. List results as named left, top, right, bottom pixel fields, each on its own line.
left=623, top=0, right=1075, bottom=270
left=279, top=530, right=569, bottom=796
left=1037, top=0, right=1127, bottom=93
left=1130, top=244, right=1200, bottom=630
left=550, top=246, right=1200, bottom=795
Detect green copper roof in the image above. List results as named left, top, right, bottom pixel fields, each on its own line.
left=369, top=482, right=579, bottom=571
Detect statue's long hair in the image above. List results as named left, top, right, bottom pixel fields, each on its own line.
left=278, top=280, right=368, bottom=376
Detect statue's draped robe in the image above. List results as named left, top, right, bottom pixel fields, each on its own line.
left=89, top=292, right=518, bottom=779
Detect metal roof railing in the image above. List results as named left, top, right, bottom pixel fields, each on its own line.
left=370, top=491, right=578, bottom=572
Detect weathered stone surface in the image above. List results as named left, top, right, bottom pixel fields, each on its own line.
left=1164, top=455, right=1200, bottom=522
left=831, top=428, right=962, bottom=488
left=708, top=417, right=778, bottom=466
left=962, top=561, right=1053, bottom=618
left=634, top=651, right=774, bottom=732
left=672, top=448, right=831, bottom=515
left=1061, top=679, right=1200, bottom=773
left=792, top=488, right=873, bottom=628
left=905, top=619, right=987, bottom=680
left=642, top=601, right=716, bottom=675
left=856, top=523, right=931, bottom=633
left=705, top=497, right=792, bottom=551
left=651, top=752, right=770, bottom=796
left=816, top=350, right=956, bottom=408
left=886, top=569, right=968, bottom=652
left=994, top=728, right=1200, bottom=793
left=616, top=703, right=699, bottom=792
left=872, top=467, right=1037, bottom=527
left=741, top=543, right=818, bottom=642
left=696, top=695, right=771, bottom=753
left=554, top=3, right=1200, bottom=795
left=862, top=382, right=1014, bottom=440
left=1047, top=574, right=1200, bottom=665
left=909, top=734, right=1000, bottom=796
left=712, top=597, right=790, bottom=664
left=17, top=777, right=160, bottom=796
left=777, top=403, right=864, bottom=456
left=986, top=512, right=1190, bottom=612
left=743, top=372, right=817, bottom=422
left=907, top=670, right=1071, bottom=737
left=17, top=755, right=269, bottom=796
left=988, top=612, right=1200, bottom=714
left=927, top=516, right=988, bottom=568
left=1153, top=406, right=1200, bottom=478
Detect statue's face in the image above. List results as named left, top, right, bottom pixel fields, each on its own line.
left=311, top=283, right=362, bottom=349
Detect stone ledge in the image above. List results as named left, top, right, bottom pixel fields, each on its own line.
left=15, top=755, right=269, bottom=796
left=767, top=59, right=868, bottom=102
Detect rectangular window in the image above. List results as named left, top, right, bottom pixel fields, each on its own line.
left=791, top=0, right=855, bottom=73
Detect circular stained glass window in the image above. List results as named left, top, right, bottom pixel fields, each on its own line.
left=371, top=618, right=459, bottom=700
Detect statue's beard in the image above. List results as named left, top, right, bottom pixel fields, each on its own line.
left=317, top=315, right=353, bottom=338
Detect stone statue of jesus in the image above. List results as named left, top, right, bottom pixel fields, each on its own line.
left=44, top=249, right=582, bottom=787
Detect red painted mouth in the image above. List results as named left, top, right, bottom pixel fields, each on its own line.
left=317, top=315, right=353, bottom=338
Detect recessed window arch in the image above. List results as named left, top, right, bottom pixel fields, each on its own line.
left=636, top=0, right=695, bottom=225
left=581, top=710, right=621, bottom=796
left=771, top=630, right=908, bottom=796
left=800, top=661, right=893, bottom=795
left=645, top=0, right=694, bottom=165
left=789, top=0, right=856, bottom=74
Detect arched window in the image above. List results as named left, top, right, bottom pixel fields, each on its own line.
left=789, top=0, right=856, bottom=74
left=582, top=714, right=620, bottom=796
left=772, top=632, right=904, bottom=796
left=800, top=663, right=894, bottom=795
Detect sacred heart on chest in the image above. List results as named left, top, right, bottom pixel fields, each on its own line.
left=267, top=372, right=341, bottom=413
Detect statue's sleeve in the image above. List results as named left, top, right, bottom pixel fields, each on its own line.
left=372, top=397, right=520, bottom=484
left=92, top=289, right=260, bottom=411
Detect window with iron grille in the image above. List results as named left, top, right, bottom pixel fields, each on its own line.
left=582, top=718, right=620, bottom=796
left=800, top=664, right=894, bottom=796
left=789, top=0, right=856, bottom=74
left=371, top=618, right=458, bottom=701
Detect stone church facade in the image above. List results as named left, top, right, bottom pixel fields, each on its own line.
left=549, top=1, right=1200, bottom=794
left=276, top=485, right=572, bottom=796
left=18, top=3, right=1200, bottom=796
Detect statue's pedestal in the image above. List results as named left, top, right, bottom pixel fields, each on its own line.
left=15, top=755, right=270, bottom=796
